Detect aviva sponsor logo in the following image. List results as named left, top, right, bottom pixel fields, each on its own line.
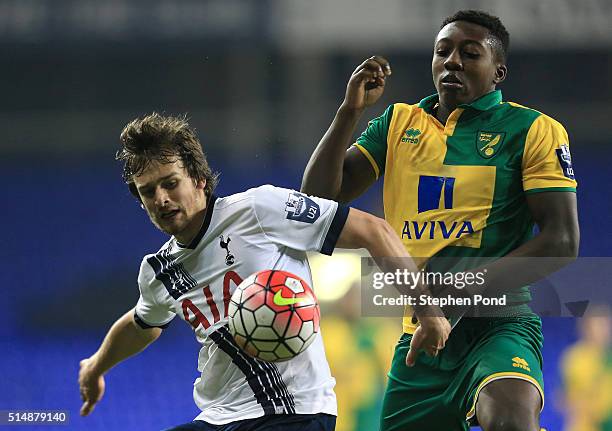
left=402, top=220, right=474, bottom=240
left=402, top=175, right=474, bottom=240
left=401, top=128, right=421, bottom=144
left=512, top=357, right=531, bottom=372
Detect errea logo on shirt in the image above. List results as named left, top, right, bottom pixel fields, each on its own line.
left=512, top=357, right=531, bottom=372
left=401, top=128, right=421, bottom=144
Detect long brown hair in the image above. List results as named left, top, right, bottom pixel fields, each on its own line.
left=117, top=113, right=219, bottom=199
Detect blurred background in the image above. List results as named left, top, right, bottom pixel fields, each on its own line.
left=1, top=0, right=611, bottom=429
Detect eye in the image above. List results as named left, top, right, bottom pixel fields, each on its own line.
left=465, top=52, right=480, bottom=59
left=435, top=49, right=448, bottom=57
left=140, top=188, right=154, bottom=199
left=163, top=180, right=178, bottom=189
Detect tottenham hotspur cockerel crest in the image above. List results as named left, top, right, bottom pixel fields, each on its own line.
left=219, top=235, right=235, bottom=265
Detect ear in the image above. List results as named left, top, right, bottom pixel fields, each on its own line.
left=493, top=64, right=507, bottom=85
left=196, top=178, right=207, bottom=191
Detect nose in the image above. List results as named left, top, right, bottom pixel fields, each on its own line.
left=154, top=188, right=170, bottom=208
left=444, top=49, right=463, bottom=71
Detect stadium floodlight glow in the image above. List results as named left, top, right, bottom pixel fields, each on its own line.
left=308, top=251, right=363, bottom=302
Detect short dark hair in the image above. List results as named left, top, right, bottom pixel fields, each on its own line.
left=117, top=112, right=219, bottom=200
left=441, top=10, right=509, bottom=62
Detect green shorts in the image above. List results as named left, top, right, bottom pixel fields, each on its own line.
left=380, top=315, right=544, bottom=431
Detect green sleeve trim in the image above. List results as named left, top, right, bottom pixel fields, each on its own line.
left=354, top=104, right=393, bottom=175
left=524, top=187, right=576, bottom=194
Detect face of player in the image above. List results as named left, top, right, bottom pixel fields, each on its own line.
left=133, top=159, right=207, bottom=244
left=581, top=314, right=611, bottom=346
left=432, top=20, right=506, bottom=110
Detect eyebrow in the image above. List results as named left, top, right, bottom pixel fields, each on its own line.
left=436, top=38, right=486, bottom=48
left=136, top=174, right=179, bottom=191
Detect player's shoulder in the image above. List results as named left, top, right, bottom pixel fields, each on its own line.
left=141, top=238, right=174, bottom=261
left=214, top=187, right=262, bottom=209
left=391, top=93, right=446, bottom=119
left=380, top=102, right=427, bottom=132
left=388, top=102, right=424, bottom=116
left=368, top=102, right=421, bottom=120
left=138, top=239, right=174, bottom=283
left=503, top=101, right=567, bottom=130
left=215, top=185, right=305, bottom=222
left=216, top=185, right=292, bottom=209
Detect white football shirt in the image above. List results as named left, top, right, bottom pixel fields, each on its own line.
left=134, top=185, right=348, bottom=424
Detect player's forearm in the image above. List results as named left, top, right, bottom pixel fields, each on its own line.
left=507, top=225, right=579, bottom=259
left=468, top=228, right=579, bottom=297
left=467, top=191, right=580, bottom=296
left=365, top=220, right=444, bottom=317
left=363, top=217, right=415, bottom=267
left=301, top=105, right=364, bottom=199
left=337, top=208, right=407, bottom=258
left=88, top=309, right=161, bottom=376
left=337, top=209, right=441, bottom=317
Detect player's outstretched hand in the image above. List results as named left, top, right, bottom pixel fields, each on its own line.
left=342, top=56, right=392, bottom=111
left=78, top=358, right=105, bottom=416
left=405, top=316, right=451, bottom=367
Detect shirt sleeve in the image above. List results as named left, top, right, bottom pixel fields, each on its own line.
left=522, top=114, right=577, bottom=194
left=134, top=258, right=176, bottom=329
left=249, top=185, right=349, bottom=256
left=353, top=104, right=394, bottom=179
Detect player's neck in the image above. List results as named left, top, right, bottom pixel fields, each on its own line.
left=434, top=102, right=455, bottom=125
left=175, top=203, right=208, bottom=246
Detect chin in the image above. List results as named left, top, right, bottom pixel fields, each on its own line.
left=154, top=220, right=183, bottom=237
left=445, top=91, right=472, bottom=107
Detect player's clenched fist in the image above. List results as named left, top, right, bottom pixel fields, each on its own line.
left=78, top=358, right=105, bottom=416
left=342, top=55, right=392, bottom=111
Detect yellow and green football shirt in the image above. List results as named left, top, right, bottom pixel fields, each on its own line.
left=354, top=90, right=577, bottom=333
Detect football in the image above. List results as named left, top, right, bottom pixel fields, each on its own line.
left=228, top=269, right=320, bottom=362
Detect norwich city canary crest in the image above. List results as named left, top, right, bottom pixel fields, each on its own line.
left=476, top=131, right=506, bottom=159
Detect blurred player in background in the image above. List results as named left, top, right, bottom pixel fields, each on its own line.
left=560, top=305, right=612, bottom=431
left=321, top=283, right=401, bottom=431
left=78, top=113, right=448, bottom=430
left=302, top=9, right=579, bottom=431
